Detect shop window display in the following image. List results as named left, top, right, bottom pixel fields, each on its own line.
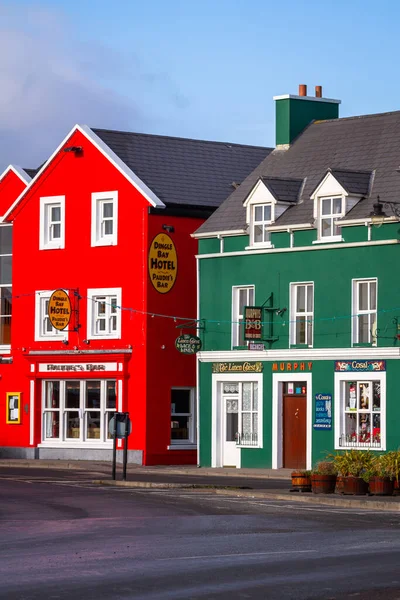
left=340, top=380, right=381, bottom=447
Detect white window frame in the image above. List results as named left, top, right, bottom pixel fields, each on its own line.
left=91, top=191, right=118, bottom=247
left=211, top=373, right=263, bottom=466
left=0, top=224, right=12, bottom=350
left=170, top=387, right=196, bottom=447
left=87, top=287, right=122, bottom=340
left=334, top=371, right=385, bottom=451
left=352, top=278, right=377, bottom=346
left=39, top=196, right=65, bottom=250
left=317, top=195, right=344, bottom=241
left=290, top=282, right=314, bottom=347
left=251, top=203, right=273, bottom=246
left=41, top=379, right=117, bottom=445
left=35, top=290, right=68, bottom=342
left=232, top=285, right=255, bottom=348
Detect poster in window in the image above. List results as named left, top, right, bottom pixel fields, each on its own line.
left=6, top=392, right=21, bottom=424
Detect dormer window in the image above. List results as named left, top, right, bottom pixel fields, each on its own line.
left=253, top=204, right=272, bottom=244
left=319, top=196, right=344, bottom=239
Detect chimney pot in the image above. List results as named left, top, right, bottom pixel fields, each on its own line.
left=315, top=85, right=322, bottom=98
left=299, top=84, right=307, bottom=97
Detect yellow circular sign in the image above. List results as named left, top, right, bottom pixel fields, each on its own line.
left=148, top=233, right=178, bottom=294
left=48, top=289, right=72, bottom=330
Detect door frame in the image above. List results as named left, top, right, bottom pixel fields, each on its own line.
left=211, top=372, right=263, bottom=468
left=272, top=373, right=312, bottom=470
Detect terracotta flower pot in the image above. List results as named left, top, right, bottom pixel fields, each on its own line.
left=311, top=474, right=337, bottom=494
left=291, top=472, right=311, bottom=492
left=369, top=477, right=394, bottom=496
left=341, top=476, right=369, bottom=495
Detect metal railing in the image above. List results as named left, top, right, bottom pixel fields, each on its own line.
left=236, top=432, right=258, bottom=446
left=338, top=435, right=381, bottom=449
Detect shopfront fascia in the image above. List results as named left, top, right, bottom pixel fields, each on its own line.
left=27, top=352, right=131, bottom=451
left=199, top=349, right=399, bottom=469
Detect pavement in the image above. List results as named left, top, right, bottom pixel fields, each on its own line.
left=2, top=457, right=400, bottom=511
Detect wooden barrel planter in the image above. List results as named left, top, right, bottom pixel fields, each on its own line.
left=335, top=476, right=345, bottom=494
left=311, top=474, right=336, bottom=494
left=341, top=476, right=369, bottom=495
left=369, top=477, right=394, bottom=496
left=291, top=472, right=311, bottom=492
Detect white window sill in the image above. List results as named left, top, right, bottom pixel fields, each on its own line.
left=313, top=236, right=343, bottom=244
left=236, top=444, right=263, bottom=449
left=334, top=444, right=384, bottom=452
left=91, top=239, right=117, bottom=247
left=87, top=334, right=121, bottom=341
left=35, top=336, right=68, bottom=342
left=167, top=444, right=197, bottom=450
left=40, top=244, right=65, bottom=250
left=0, top=346, right=11, bottom=354
left=39, top=442, right=113, bottom=449
left=245, top=243, right=274, bottom=250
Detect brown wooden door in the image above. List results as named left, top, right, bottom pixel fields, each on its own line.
left=283, top=395, right=307, bottom=469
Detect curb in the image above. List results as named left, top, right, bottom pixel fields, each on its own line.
left=92, top=480, right=400, bottom=511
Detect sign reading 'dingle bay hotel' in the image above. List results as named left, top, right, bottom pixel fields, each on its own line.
left=148, top=234, right=178, bottom=294
left=48, top=289, right=72, bottom=330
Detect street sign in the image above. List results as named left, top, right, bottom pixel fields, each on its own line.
left=109, top=413, right=132, bottom=439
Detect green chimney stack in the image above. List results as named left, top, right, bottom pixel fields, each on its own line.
left=274, top=84, right=341, bottom=147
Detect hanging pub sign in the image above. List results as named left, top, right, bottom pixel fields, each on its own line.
left=148, top=233, right=178, bottom=294
left=335, top=360, right=386, bottom=372
left=212, top=362, right=263, bottom=373
left=6, top=392, right=21, bottom=424
left=244, top=306, right=263, bottom=340
left=48, top=289, right=72, bottom=331
left=175, top=334, right=202, bottom=354
left=313, top=393, right=332, bottom=430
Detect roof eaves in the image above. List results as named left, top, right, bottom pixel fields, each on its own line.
left=0, top=165, right=31, bottom=186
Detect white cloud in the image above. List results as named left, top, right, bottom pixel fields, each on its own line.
left=0, top=5, right=148, bottom=171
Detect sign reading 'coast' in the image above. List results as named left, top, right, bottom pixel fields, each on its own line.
left=212, top=362, right=263, bottom=373
left=48, top=289, right=71, bottom=331
left=148, top=233, right=177, bottom=294
left=175, top=334, right=202, bottom=354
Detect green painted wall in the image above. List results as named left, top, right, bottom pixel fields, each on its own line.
left=270, top=231, right=290, bottom=249
left=199, top=242, right=400, bottom=352
left=276, top=98, right=339, bottom=146
left=199, top=238, right=219, bottom=254
left=223, top=235, right=247, bottom=253
left=199, top=362, right=213, bottom=466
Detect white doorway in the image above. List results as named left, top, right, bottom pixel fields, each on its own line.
left=221, top=395, right=240, bottom=467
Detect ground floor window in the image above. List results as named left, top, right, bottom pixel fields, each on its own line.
left=221, top=381, right=259, bottom=446
left=170, top=388, right=195, bottom=444
left=335, top=372, right=385, bottom=450
left=42, top=379, right=116, bottom=443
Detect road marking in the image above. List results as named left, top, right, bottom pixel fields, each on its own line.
left=157, top=549, right=318, bottom=562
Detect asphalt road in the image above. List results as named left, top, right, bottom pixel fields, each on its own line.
left=2, top=469, right=400, bottom=599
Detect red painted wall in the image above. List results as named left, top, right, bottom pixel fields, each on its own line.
left=0, top=169, right=27, bottom=217
left=145, top=214, right=202, bottom=465
left=1, top=128, right=205, bottom=464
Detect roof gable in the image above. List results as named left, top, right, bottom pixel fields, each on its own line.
left=4, top=124, right=166, bottom=221
left=0, top=165, right=31, bottom=186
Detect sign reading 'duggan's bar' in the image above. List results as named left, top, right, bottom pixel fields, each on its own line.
left=335, top=360, right=386, bottom=372
left=313, top=393, right=332, bottom=430
left=212, top=362, right=263, bottom=373
left=244, top=306, right=263, bottom=340
left=48, top=289, right=72, bottom=330
left=148, top=233, right=177, bottom=294
left=175, top=334, right=202, bottom=354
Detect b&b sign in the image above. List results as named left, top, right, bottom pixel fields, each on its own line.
left=244, top=306, right=263, bottom=340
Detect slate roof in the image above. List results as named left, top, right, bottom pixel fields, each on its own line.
left=23, top=168, right=39, bottom=179
left=260, top=176, right=303, bottom=203
left=92, top=128, right=272, bottom=209
left=329, top=169, right=372, bottom=196
left=196, top=110, right=400, bottom=234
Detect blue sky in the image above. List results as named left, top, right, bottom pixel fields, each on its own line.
left=1, top=0, right=400, bottom=169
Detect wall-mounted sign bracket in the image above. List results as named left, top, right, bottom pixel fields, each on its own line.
left=176, top=319, right=205, bottom=331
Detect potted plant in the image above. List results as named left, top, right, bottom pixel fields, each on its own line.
left=311, top=461, right=337, bottom=494
left=369, top=451, right=399, bottom=496
left=291, top=470, right=312, bottom=492
left=331, top=450, right=372, bottom=495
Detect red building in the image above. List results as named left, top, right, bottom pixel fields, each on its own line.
left=0, top=125, right=270, bottom=464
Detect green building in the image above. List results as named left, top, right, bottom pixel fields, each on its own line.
left=194, top=86, right=400, bottom=470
